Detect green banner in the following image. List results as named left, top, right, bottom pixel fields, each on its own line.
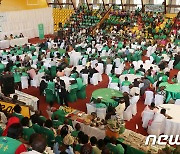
left=38, top=23, right=44, bottom=39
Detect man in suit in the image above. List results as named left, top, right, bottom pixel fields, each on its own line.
left=55, top=77, right=68, bottom=106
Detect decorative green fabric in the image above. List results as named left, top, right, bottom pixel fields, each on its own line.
left=68, top=88, right=78, bottom=102
left=92, top=88, right=123, bottom=107
left=71, top=130, right=80, bottom=137
left=50, top=66, right=57, bottom=78
left=51, top=109, right=67, bottom=124
left=45, top=88, right=56, bottom=103
left=77, top=85, right=86, bottom=99
left=47, top=82, right=55, bottom=93
left=0, top=137, right=22, bottom=153
left=76, top=78, right=84, bottom=90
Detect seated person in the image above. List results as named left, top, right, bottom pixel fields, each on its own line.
left=12, top=105, right=24, bottom=121
left=0, top=123, right=27, bottom=154
left=142, top=102, right=158, bottom=117
left=121, top=77, right=131, bottom=86
left=115, top=98, right=126, bottom=120
left=91, top=98, right=106, bottom=108
left=106, top=137, right=124, bottom=154
left=58, top=119, right=73, bottom=133
left=80, top=66, right=89, bottom=74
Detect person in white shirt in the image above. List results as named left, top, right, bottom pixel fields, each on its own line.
left=115, top=98, right=126, bottom=120
left=58, top=119, right=73, bottom=133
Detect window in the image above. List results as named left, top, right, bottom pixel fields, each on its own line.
left=154, top=0, right=164, bottom=5
left=134, top=0, right=142, bottom=8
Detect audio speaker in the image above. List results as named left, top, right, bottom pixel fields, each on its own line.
left=1, top=73, right=15, bottom=96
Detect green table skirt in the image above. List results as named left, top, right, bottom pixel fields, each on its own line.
left=91, top=88, right=123, bottom=107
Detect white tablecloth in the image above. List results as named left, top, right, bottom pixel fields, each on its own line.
left=72, top=120, right=106, bottom=140
left=10, top=37, right=28, bottom=47
left=119, top=74, right=142, bottom=83
left=60, top=76, right=75, bottom=92
left=0, top=40, right=10, bottom=49
left=159, top=104, right=180, bottom=135
left=10, top=90, right=39, bottom=111
left=143, top=63, right=159, bottom=72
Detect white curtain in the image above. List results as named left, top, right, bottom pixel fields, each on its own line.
left=0, top=8, right=54, bottom=40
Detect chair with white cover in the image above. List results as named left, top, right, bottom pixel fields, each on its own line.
left=101, top=50, right=106, bottom=57
left=175, top=99, right=180, bottom=105
left=123, top=106, right=132, bottom=121
left=108, top=83, right=119, bottom=90
left=38, top=72, right=45, bottom=83
left=90, top=73, right=99, bottom=85
left=98, top=63, right=104, bottom=74
left=30, top=75, right=40, bottom=88
left=145, top=60, right=151, bottom=65
left=121, top=86, right=129, bottom=93
left=132, top=61, right=138, bottom=70
left=130, top=96, right=139, bottom=116
left=105, top=64, right=113, bottom=75
left=115, top=67, right=122, bottom=75
left=150, top=56, right=154, bottom=63
left=144, top=91, right=154, bottom=105
left=142, top=110, right=154, bottom=128
left=137, top=60, right=143, bottom=68
left=154, top=94, right=164, bottom=106
left=21, top=76, right=28, bottom=89
left=177, top=71, right=180, bottom=83
left=96, top=108, right=107, bottom=119
left=82, top=58, right=87, bottom=66
left=81, top=74, right=88, bottom=85
left=98, top=73, right=102, bottom=82
left=86, top=103, right=96, bottom=115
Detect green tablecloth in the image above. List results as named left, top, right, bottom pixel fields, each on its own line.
left=91, top=88, right=123, bottom=107
left=159, top=82, right=180, bottom=102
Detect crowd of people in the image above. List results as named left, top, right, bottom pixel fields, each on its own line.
left=0, top=3, right=179, bottom=154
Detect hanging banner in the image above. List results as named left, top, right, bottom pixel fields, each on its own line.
left=145, top=4, right=164, bottom=12
left=0, top=101, right=30, bottom=118
left=38, top=23, right=44, bottom=39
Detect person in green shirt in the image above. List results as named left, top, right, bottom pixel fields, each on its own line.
left=53, top=115, right=63, bottom=129
left=12, top=105, right=24, bottom=121
left=106, top=137, right=124, bottom=154
left=122, top=77, right=131, bottom=86
left=76, top=76, right=84, bottom=90
left=14, top=70, right=22, bottom=90
left=90, top=136, right=102, bottom=154
left=42, top=119, right=55, bottom=147
left=31, top=115, right=41, bottom=133
left=94, top=98, right=107, bottom=108
left=71, top=123, right=81, bottom=138
left=21, top=117, right=35, bottom=141
left=129, top=64, right=135, bottom=74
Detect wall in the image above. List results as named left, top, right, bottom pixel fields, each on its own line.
left=0, top=0, right=48, bottom=12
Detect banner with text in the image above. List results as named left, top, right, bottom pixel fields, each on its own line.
left=38, top=23, right=44, bottom=39
left=0, top=101, right=30, bottom=118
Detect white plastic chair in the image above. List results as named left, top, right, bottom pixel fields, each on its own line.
left=144, top=91, right=154, bottom=105
left=90, top=73, right=99, bottom=85
left=96, top=108, right=107, bottom=119
left=123, top=106, right=132, bottom=121
left=98, top=63, right=104, bottom=74
left=86, top=103, right=96, bottom=115
left=21, top=76, right=28, bottom=89
left=154, top=94, right=164, bottom=106
left=81, top=74, right=88, bottom=85
left=142, top=110, right=154, bottom=128
left=105, top=64, right=113, bottom=75
left=175, top=99, right=180, bottom=105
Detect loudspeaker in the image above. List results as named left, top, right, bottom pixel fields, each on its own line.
left=1, top=73, right=15, bottom=96
left=58, top=30, right=63, bottom=38
left=59, top=22, right=62, bottom=28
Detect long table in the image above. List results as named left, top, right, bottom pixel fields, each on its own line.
left=0, top=37, right=28, bottom=49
